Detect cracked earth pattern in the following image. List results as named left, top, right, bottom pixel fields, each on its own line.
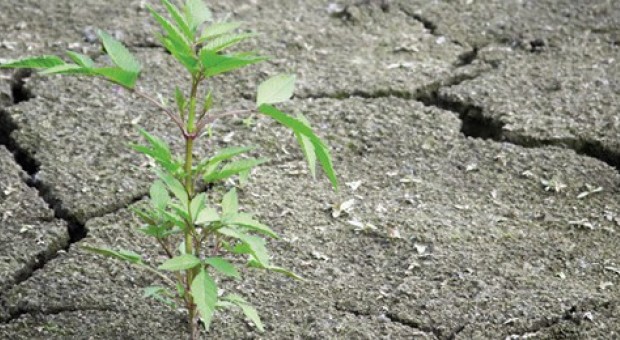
left=0, top=0, right=619, bottom=339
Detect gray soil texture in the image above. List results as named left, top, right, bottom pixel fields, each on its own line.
left=0, top=0, right=619, bottom=339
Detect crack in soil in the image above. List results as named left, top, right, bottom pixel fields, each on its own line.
left=398, top=4, right=437, bottom=35
left=333, top=302, right=437, bottom=336
left=300, top=69, right=484, bottom=102
left=507, top=300, right=617, bottom=337
left=0, top=70, right=148, bottom=299
left=417, top=88, right=620, bottom=172
left=1, top=304, right=117, bottom=325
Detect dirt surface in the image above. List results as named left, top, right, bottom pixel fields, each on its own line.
left=0, top=0, right=619, bottom=339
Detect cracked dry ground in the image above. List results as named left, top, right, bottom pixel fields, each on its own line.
left=0, top=0, right=619, bottom=339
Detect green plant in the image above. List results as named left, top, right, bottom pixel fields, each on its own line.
left=1, top=0, right=337, bottom=338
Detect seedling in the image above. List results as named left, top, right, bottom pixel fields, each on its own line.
left=1, top=0, right=337, bottom=338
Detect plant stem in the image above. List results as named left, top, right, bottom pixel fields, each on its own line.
left=184, top=74, right=201, bottom=340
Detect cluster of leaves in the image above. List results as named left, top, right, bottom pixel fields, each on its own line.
left=1, top=0, right=337, bottom=337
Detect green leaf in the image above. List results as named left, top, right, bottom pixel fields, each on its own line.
left=139, top=224, right=176, bottom=238
left=204, top=146, right=255, bottom=165
left=135, top=129, right=173, bottom=161
left=161, top=0, right=193, bottom=41
left=159, top=254, right=201, bottom=271
left=232, top=234, right=270, bottom=267
left=294, top=114, right=316, bottom=178
left=199, top=21, right=243, bottom=41
left=222, top=294, right=264, bottom=332
left=157, top=33, right=199, bottom=75
left=148, top=5, right=192, bottom=56
left=97, top=30, right=141, bottom=74
left=174, top=87, right=186, bottom=117
left=247, top=259, right=303, bottom=280
left=150, top=180, right=170, bottom=211
left=218, top=228, right=270, bottom=266
left=143, top=286, right=176, bottom=307
left=38, top=64, right=90, bottom=75
left=224, top=213, right=279, bottom=239
left=221, top=188, right=238, bottom=216
left=156, top=169, right=189, bottom=207
left=190, top=192, right=206, bottom=221
left=256, top=74, right=296, bottom=106
left=199, top=50, right=267, bottom=77
left=202, top=32, right=255, bottom=52
left=162, top=209, right=187, bottom=230
left=205, top=257, right=240, bottom=279
left=131, top=206, right=157, bottom=225
left=258, top=104, right=338, bottom=190
left=93, top=67, right=139, bottom=88
left=203, top=157, right=268, bottom=183
left=82, top=245, right=143, bottom=265
left=238, top=169, right=251, bottom=186
left=65, top=51, right=95, bottom=68
left=195, top=206, right=220, bottom=225
left=0, top=55, right=65, bottom=69
left=191, top=268, right=218, bottom=330
left=203, top=89, right=213, bottom=113
left=184, top=0, right=213, bottom=32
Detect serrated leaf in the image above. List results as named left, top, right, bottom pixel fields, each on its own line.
left=219, top=228, right=270, bottom=266
left=221, top=188, right=238, bottom=216
left=256, top=74, right=296, bottom=106
left=202, top=32, right=255, bottom=52
left=203, top=158, right=268, bottom=183
left=148, top=5, right=192, bottom=56
left=161, top=0, right=193, bottom=41
left=150, top=180, right=170, bottom=211
left=138, top=128, right=172, bottom=157
left=38, top=64, right=91, bottom=75
left=169, top=202, right=190, bottom=222
left=203, top=146, right=255, bottom=166
left=93, top=67, right=139, bottom=88
left=0, top=55, right=65, bottom=69
left=138, top=225, right=168, bottom=238
left=195, top=206, right=220, bottom=225
left=97, top=30, right=141, bottom=74
left=65, top=51, right=95, bottom=68
left=199, top=50, right=266, bottom=77
left=185, top=0, right=213, bottom=32
left=247, top=259, right=303, bottom=280
left=159, top=254, right=201, bottom=271
left=156, top=169, right=189, bottom=207
left=157, top=33, right=199, bottom=75
left=203, top=89, right=213, bottom=113
left=294, top=114, right=316, bottom=178
left=191, top=268, right=218, bottom=330
left=190, top=193, right=206, bottom=221
left=238, top=169, right=251, bottom=186
left=162, top=209, right=187, bottom=230
left=199, top=21, right=243, bottom=41
left=82, top=246, right=143, bottom=264
left=258, top=104, right=338, bottom=190
left=205, top=257, right=240, bottom=279
left=174, top=86, right=186, bottom=117
left=222, top=294, right=264, bottom=332
left=232, top=234, right=270, bottom=267
left=143, top=286, right=176, bottom=307
left=131, top=206, right=157, bottom=225
left=225, top=213, right=279, bottom=239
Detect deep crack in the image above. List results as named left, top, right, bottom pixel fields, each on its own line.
left=417, top=87, right=620, bottom=172
left=398, top=5, right=437, bottom=35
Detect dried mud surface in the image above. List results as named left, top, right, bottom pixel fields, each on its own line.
left=0, top=0, right=619, bottom=339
